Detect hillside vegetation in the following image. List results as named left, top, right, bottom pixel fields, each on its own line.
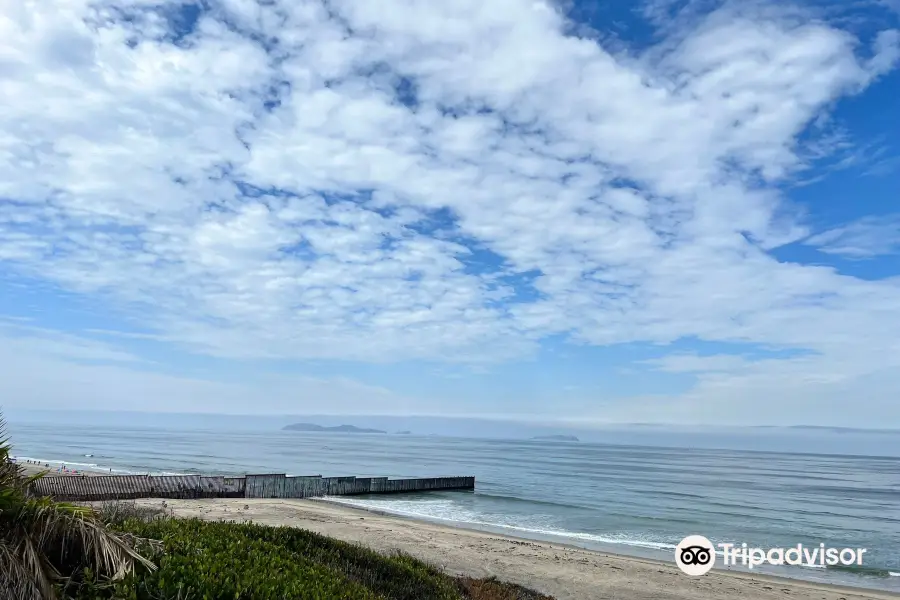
left=76, top=506, right=555, bottom=600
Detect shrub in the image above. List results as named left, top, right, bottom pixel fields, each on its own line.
left=112, top=518, right=380, bottom=600
left=95, top=500, right=172, bottom=526
left=81, top=517, right=555, bottom=600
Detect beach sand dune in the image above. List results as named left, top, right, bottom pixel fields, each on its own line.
left=132, top=498, right=897, bottom=600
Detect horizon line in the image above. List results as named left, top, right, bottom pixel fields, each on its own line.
left=3, top=407, right=898, bottom=433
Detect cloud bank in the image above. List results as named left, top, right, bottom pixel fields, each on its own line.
left=0, top=0, right=898, bottom=425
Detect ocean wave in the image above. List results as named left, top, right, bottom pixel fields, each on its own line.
left=472, top=491, right=593, bottom=512
left=13, top=455, right=123, bottom=472
left=324, top=497, right=898, bottom=582
left=11, top=455, right=187, bottom=476
left=323, top=497, right=675, bottom=551
left=826, top=563, right=897, bottom=578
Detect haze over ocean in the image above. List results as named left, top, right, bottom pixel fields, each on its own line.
left=8, top=412, right=899, bottom=592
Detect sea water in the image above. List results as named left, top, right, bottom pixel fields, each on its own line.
left=7, top=416, right=899, bottom=592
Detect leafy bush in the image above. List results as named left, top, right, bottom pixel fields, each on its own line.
left=78, top=516, right=553, bottom=600
left=108, top=518, right=380, bottom=600
left=95, top=500, right=172, bottom=526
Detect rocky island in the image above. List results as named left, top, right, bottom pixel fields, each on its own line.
left=283, top=423, right=387, bottom=434
left=532, top=435, right=579, bottom=442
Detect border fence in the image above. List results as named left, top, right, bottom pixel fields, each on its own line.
left=29, top=473, right=475, bottom=502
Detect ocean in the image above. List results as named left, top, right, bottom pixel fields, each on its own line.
left=7, top=416, right=900, bottom=593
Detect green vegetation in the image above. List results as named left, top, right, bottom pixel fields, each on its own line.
left=2, top=410, right=554, bottom=600
left=85, top=512, right=554, bottom=600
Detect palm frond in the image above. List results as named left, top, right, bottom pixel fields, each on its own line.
left=24, top=498, right=157, bottom=571
left=0, top=541, right=45, bottom=600
left=1, top=408, right=156, bottom=599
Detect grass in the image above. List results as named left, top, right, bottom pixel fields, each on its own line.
left=79, top=501, right=556, bottom=600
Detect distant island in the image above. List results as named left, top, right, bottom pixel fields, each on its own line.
left=395, top=430, right=412, bottom=435
left=532, top=435, right=579, bottom=442
left=282, top=423, right=387, bottom=434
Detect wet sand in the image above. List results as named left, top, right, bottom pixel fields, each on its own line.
left=17, top=462, right=102, bottom=476
left=132, top=497, right=899, bottom=600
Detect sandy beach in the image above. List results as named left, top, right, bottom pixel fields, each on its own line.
left=16, top=461, right=102, bottom=477
left=129, top=497, right=897, bottom=600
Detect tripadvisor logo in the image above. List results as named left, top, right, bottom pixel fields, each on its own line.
left=675, top=535, right=716, bottom=576
left=675, top=535, right=869, bottom=576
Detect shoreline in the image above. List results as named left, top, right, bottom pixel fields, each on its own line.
left=19, top=458, right=898, bottom=595
left=316, top=499, right=900, bottom=594
left=321, top=498, right=898, bottom=584
left=130, top=497, right=900, bottom=600
left=16, top=454, right=896, bottom=595
left=13, top=456, right=177, bottom=477
left=16, top=461, right=103, bottom=477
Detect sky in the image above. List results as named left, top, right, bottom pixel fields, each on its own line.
left=0, top=0, right=899, bottom=427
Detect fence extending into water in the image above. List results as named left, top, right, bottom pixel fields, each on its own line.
left=28, top=473, right=475, bottom=502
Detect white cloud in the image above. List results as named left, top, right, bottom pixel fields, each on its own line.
left=0, top=324, right=421, bottom=415
left=0, top=0, right=899, bottom=421
left=804, top=214, right=900, bottom=257
left=599, top=356, right=900, bottom=427
left=0, top=319, right=147, bottom=364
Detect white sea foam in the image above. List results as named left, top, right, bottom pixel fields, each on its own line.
left=14, top=456, right=117, bottom=471
left=11, top=456, right=187, bottom=476
left=323, top=497, right=675, bottom=551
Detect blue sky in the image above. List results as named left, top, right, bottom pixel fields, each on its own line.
left=0, top=0, right=898, bottom=427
